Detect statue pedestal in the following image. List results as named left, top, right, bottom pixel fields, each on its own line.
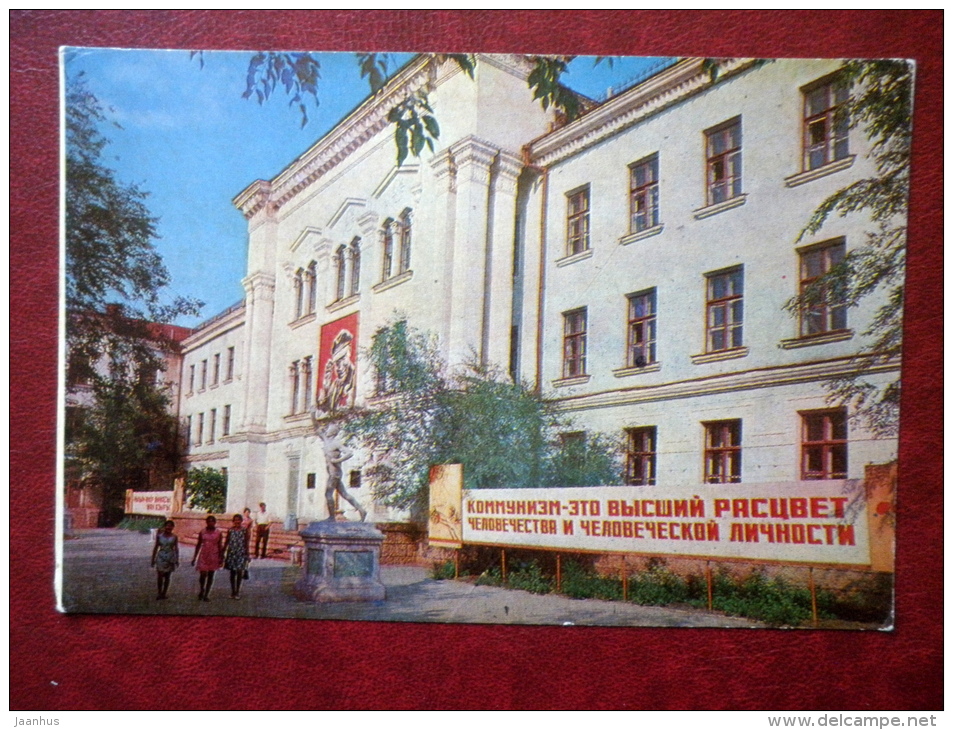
left=294, top=521, right=386, bottom=603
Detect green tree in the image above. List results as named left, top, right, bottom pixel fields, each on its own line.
left=185, top=466, right=227, bottom=514
left=341, top=318, right=619, bottom=515
left=785, top=60, right=912, bottom=437
left=233, top=52, right=606, bottom=166
left=65, top=74, right=202, bottom=518
left=66, top=357, right=184, bottom=524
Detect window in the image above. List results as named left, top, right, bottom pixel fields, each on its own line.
left=209, top=408, right=216, bottom=444
left=562, top=308, right=588, bottom=378
left=225, top=346, right=235, bottom=381
left=381, top=218, right=395, bottom=280
left=704, top=420, right=741, bottom=484
left=222, top=405, right=231, bottom=436
left=705, top=267, right=744, bottom=352
left=629, top=155, right=659, bottom=232
left=306, top=473, right=316, bottom=490
left=801, top=409, right=847, bottom=480
left=625, top=427, right=657, bottom=486
left=349, top=469, right=362, bottom=490
left=188, top=364, right=195, bottom=394
left=398, top=208, right=412, bottom=273
left=290, top=361, right=300, bottom=415
left=799, top=240, right=847, bottom=336
left=212, top=353, right=220, bottom=386
left=566, top=187, right=590, bottom=256
left=626, top=289, right=657, bottom=367
left=184, top=415, right=192, bottom=449
left=293, top=268, right=305, bottom=319
left=302, top=356, right=313, bottom=411
left=67, top=352, right=93, bottom=387
left=705, top=119, right=742, bottom=205
left=334, top=245, right=347, bottom=301
left=200, top=360, right=208, bottom=390
left=349, top=237, right=361, bottom=297
left=306, top=261, right=317, bottom=314
left=803, top=76, right=849, bottom=171
left=196, top=413, right=204, bottom=446
left=221, top=467, right=228, bottom=487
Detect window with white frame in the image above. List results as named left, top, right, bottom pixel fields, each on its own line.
left=629, top=155, right=659, bottom=233
left=705, top=118, right=742, bottom=205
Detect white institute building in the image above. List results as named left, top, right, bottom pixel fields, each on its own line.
left=176, top=55, right=899, bottom=525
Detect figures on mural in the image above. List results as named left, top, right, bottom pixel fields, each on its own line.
left=316, top=421, right=367, bottom=522
left=150, top=519, right=179, bottom=600
left=318, top=329, right=355, bottom=414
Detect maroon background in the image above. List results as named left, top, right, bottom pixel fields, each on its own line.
left=11, top=10, right=942, bottom=710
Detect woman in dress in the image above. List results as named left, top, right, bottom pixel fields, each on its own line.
left=223, top=513, right=251, bottom=599
left=150, top=520, right=179, bottom=599
left=191, top=515, right=224, bottom=601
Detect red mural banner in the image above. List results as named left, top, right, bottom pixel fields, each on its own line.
left=317, top=312, right=359, bottom=414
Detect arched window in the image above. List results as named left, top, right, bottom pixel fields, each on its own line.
left=293, top=268, right=304, bottom=319
left=381, top=218, right=395, bottom=281
left=306, top=261, right=317, bottom=314
left=349, top=237, right=361, bottom=297
left=334, top=245, right=347, bottom=302
left=398, top=208, right=412, bottom=273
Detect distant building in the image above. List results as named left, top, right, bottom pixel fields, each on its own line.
left=64, top=309, right=192, bottom=526
left=173, top=55, right=900, bottom=524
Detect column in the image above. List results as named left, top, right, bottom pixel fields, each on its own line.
left=447, top=136, right=498, bottom=368
left=484, top=150, right=523, bottom=371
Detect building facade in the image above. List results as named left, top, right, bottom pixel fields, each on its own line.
left=175, top=55, right=901, bottom=524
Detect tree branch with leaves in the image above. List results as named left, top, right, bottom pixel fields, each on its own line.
left=785, top=60, right=913, bottom=437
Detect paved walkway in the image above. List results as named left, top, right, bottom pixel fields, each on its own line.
left=59, top=529, right=760, bottom=628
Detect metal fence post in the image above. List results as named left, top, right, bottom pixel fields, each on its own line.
left=706, top=560, right=713, bottom=611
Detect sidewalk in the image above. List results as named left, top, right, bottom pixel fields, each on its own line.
left=58, top=529, right=760, bottom=628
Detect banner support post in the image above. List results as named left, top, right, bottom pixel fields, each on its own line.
left=706, top=561, right=713, bottom=611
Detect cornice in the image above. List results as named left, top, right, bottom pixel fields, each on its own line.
left=242, top=55, right=435, bottom=216
left=550, top=355, right=900, bottom=412
left=529, top=58, right=759, bottom=168
left=233, top=180, right=273, bottom=220
left=181, top=305, right=245, bottom=350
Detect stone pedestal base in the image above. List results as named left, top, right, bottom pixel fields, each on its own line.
left=294, top=521, right=386, bottom=603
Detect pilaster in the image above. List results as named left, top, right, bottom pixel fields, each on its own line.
left=447, top=136, right=498, bottom=367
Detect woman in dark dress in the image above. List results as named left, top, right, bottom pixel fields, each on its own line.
left=223, top=513, right=250, bottom=599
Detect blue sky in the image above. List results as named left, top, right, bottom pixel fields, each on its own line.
left=63, top=49, right=671, bottom=327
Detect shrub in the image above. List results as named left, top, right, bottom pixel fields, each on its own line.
left=627, top=564, right=697, bottom=606
left=115, top=515, right=166, bottom=533
left=475, top=567, right=503, bottom=587
left=506, top=560, right=554, bottom=594
left=560, top=560, right=622, bottom=601
left=710, top=569, right=819, bottom=627
left=430, top=560, right=457, bottom=580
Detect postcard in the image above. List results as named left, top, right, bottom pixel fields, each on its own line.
left=59, top=49, right=910, bottom=629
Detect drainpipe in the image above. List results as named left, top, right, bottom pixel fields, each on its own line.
left=534, top=165, right=549, bottom=395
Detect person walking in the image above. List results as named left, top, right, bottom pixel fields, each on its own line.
left=223, top=514, right=250, bottom=599
left=191, top=515, right=224, bottom=601
left=150, top=520, right=179, bottom=600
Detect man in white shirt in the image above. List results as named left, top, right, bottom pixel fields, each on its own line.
left=253, top=502, right=274, bottom=559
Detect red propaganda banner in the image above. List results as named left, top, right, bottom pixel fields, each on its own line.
left=317, top=312, right=359, bottom=415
